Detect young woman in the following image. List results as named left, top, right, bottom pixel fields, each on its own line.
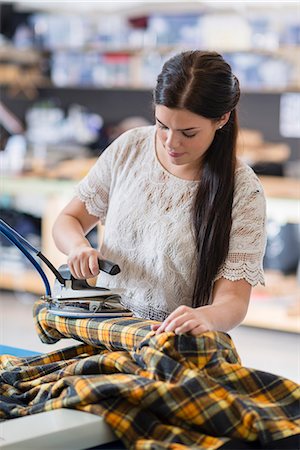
left=52, top=50, right=266, bottom=335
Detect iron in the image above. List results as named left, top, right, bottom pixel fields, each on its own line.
left=0, top=218, right=133, bottom=318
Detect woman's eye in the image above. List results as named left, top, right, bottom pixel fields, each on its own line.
left=156, top=123, right=196, bottom=138
left=157, top=123, right=168, bottom=130
left=182, top=132, right=196, bottom=138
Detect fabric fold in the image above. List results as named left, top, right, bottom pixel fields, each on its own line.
left=0, top=300, right=299, bottom=450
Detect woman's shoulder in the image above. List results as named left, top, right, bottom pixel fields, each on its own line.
left=234, top=158, right=264, bottom=195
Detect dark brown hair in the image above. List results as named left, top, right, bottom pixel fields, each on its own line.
left=154, top=50, right=240, bottom=307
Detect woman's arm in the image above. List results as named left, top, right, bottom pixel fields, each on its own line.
left=52, top=197, right=102, bottom=279
left=152, top=278, right=251, bottom=335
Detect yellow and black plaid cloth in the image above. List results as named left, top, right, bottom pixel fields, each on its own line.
left=0, top=300, right=299, bottom=450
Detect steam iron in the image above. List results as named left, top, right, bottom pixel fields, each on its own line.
left=49, top=261, right=133, bottom=318
left=0, top=218, right=133, bottom=318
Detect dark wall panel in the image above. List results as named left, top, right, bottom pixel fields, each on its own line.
left=1, top=88, right=299, bottom=159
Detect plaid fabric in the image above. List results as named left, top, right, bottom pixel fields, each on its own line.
left=0, top=300, right=299, bottom=450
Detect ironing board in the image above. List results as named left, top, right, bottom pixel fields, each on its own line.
left=0, top=345, right=40, bottom=357
left=0, top=408, right=119, bottom=450
left=0, top=345, right=122, bottom=450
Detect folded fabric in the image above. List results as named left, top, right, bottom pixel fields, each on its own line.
left=0, top=300, right=299, bottom=450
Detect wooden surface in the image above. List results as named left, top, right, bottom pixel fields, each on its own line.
left=2, top=175, right=76, bottom=195
left=244, top=271, right=299, bottom=333
left=259, top=176, right=300, bottom=200
left=2, top=173, right=299, bottom=198
left=0, top=270, right=44, bottom=295
left=259, top=176, right=299, bottom=223
left=243, top=304, right=299, bottom=333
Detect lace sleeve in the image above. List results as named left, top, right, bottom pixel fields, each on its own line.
left=73, top=134, right=122, bottom=222
left=216, top=167, right=267, bottom=286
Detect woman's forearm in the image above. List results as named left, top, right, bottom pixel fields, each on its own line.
left=52, top=197, right=100, bottom=257
left=52, top=214, right=91, bottom=256
left=52, top=197, right=101, bottom=279
left=198, top=296, right=249, bottom=332
left=206, top=278, right=251, bottom=331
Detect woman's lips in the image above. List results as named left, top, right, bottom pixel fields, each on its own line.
left=168, top=150, right=185, bottom=158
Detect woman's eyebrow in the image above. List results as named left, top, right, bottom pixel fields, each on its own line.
left=155, top=117, right=200, bottom=131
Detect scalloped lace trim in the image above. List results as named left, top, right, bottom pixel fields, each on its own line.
left=216, top=254, right=265, bottom=286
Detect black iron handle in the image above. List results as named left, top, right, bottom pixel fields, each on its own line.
left=57, top=259, right=121, bottom=289
left=98, top=259, right=120, bottom=276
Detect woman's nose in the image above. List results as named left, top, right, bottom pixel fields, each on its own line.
left=165, top=130, right=180, bottom=148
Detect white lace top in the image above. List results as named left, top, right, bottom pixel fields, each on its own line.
left=75, top=126, right=267, bottom=321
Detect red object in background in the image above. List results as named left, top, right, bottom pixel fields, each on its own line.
left=103, top=53, right=130, bottom=63
left=128, top=16, right=148, bottom=29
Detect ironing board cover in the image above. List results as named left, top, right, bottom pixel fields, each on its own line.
left=0, top=299, right=299, bottom=450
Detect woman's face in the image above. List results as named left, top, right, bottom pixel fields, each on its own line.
left=155, top=105, right=227, bottom=179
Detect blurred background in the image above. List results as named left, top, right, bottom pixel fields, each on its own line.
left=0, top=1, right=299, bottom=381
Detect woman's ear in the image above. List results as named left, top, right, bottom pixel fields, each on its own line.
left=217, top=112, right=231, bottom=129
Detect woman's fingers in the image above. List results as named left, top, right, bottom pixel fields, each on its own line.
left=175, top=320, right=209, bottom=335
left=79, top=254, right=100, bottom=279
left=153, top=306, right=209, bottom=336
left=68, top=261, right=77, bottom=278
left=173, top=319, right=200, bottom=335
left=155, top=306, right=192, bottom=334
left=189, top=324, right=209, bottom=336
left=67, top=247, right=101, bottom=279
left=89, top=254, right=100, bottom=277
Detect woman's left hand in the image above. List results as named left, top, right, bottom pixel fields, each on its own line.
left=151, top=305, right=212, bottom=336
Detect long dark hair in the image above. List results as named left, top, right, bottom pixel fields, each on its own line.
left=154, top=50, right=240, bottom=307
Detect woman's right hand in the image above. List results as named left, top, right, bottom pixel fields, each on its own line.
left=52, top=196, right=103, bottom=279
left=67, top=244, right=102, bottom=279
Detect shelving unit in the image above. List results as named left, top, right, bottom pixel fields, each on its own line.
left=1, top=2, right=299, bottom=159
left=1, top=176, right=76, bottom=293
left=1, top=2, right=300, bottom=93
left=243, top=176, right=300, bottom=333
left=1, top=44, right=299, bottom=92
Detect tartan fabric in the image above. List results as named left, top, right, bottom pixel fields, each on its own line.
left=0, top=300, right=299, bottom=450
